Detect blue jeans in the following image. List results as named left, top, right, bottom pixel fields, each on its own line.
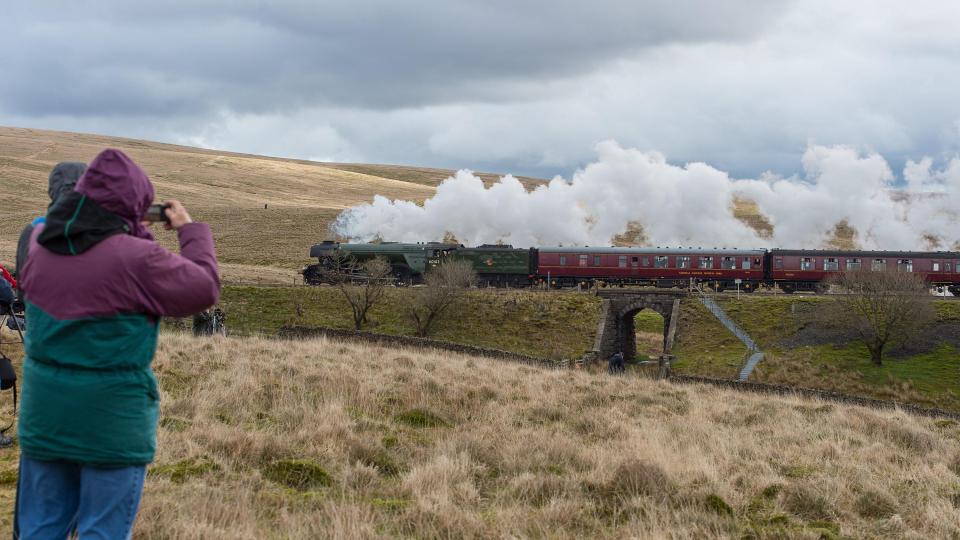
left=14, top=455, right=146, bottom=539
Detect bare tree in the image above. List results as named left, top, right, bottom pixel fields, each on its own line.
left=821, top=268, right=936, bottom=365
left=322, top=252, right=393, bottom=330
left=407, top=259, right=476, bottom=337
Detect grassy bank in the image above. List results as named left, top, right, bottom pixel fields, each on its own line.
left=216, top=286, right=960, bottom=410
left=218, top=286, right=601, bottom=361
left=674, top=296, right=960, bottom=411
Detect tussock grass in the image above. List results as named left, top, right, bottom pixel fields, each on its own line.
left=0, top=332, right=943, bottom=537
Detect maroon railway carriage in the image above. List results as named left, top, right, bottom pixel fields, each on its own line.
left=536, top=247, right=767, bottom=290
left=769, top=248, right=960, bottom=294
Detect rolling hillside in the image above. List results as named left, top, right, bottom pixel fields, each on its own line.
left=0, top=126, right=848, bottom=280
left=0, top=127, right=544, bottom=277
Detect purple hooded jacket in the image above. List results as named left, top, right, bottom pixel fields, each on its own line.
left=22, top=148, right=219, bottom=319
left=18, top=148, right=219, bottom=465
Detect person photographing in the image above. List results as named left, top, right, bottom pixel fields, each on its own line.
left=14, top=148, right=219, bottom=538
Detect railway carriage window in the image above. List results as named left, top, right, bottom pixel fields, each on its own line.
left=846, top=258, right=861, bottom=271
left=898, top=259, right=913, bottom=272
left=824, top=258, right=839, bottom=271
left=774, top=257, right=783, bottom=269
left=654, top=256, right=669, bottom=268
left=721, top=257, right=736, bottom=270
left=741, top=258, right=751, bottom=270
left=642, top=256, right=650, bottom=267
left=677, top=256, right=691, bottom=269
left=559, top=255, right=566, bottom=266
left=579, top=255, right=588, bottom=267
left=872, top=259, right=886, bottom=271
left=699, top=256, right=713, bottom=269
left=933, top=262, right=940, bottom=272
left=593, top=255, right=601, bottom=266
left=800, top=258, right=813, bottom=271
left=618, top=255, right=627, bottom=268
left=631, top=256, right=639, bottom=267
left=947, top=263, right=952, bottom=272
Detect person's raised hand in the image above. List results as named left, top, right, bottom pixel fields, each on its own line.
left=164, top=200, right=193, bottom=230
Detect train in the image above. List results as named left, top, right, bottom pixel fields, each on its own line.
left=303, top=241, right=960, bottom=295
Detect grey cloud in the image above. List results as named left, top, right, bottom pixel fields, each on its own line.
left=4, top=0, right=960, bottom=184
left=1, top=1, right=790, bottom=116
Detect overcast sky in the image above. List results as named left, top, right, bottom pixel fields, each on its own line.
left=3, top=1, right=960, bottom=179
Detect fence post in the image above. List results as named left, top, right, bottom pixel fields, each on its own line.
left=658, top=354, right=673, bottom=379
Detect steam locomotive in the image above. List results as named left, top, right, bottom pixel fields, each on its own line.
left=304, top=241, right=960, bottom=295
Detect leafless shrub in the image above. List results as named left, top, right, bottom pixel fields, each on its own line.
left=406, top=259, right=476, bottom=337
left=321, top=251, right=393, bottom=330
left=819, top=268, right=936, bottom=365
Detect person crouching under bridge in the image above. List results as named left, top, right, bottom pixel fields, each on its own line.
left=608, top=350, right=626, bottom=374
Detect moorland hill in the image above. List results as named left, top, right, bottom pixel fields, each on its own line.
left=0, top=126, right=544, bottom=280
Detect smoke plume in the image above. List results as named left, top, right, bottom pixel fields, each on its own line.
left=332, top=141, right=960, bottom=250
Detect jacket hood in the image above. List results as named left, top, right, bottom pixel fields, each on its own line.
left=75, top=149, right=154, bottom=241
left=37, top=191, right=130, bottom=256
left=48, top=162, right=86, bottom=204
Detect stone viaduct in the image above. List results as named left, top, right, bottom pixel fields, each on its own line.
left=588, top=289, right=685, bottom=362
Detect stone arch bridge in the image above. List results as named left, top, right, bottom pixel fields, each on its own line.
left=589, top=289, right=685, bottom=362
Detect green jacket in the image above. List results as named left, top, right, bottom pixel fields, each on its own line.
left=18, top=149, right=220, bottom=466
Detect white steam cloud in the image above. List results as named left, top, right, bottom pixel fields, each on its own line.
left=332, top=141, right=960, bottom=250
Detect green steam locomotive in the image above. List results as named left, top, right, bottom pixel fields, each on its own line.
left=303, top=241, right=537, bottom=287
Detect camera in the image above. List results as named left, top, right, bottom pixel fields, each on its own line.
left=145, top=203, right=171, bottom=224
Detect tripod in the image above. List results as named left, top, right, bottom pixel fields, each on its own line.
left=0, top=301, right=22, bottom=448
left=0, top=300, right=25, bottom=347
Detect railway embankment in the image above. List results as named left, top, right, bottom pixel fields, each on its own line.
left=276, top=322, right=960, bottom=420
left=218, top=285, right=960, bottom=413
left=694, top=293, right=766, bottom=381
left=672, top=295, right=960, bottom=411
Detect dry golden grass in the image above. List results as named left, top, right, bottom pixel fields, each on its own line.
left=731, top=196, right=774, bottom=240
left=3, top=333, right=953, bottom=537
left=217, top=264, right=302, bottom=286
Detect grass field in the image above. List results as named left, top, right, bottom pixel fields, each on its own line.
left=4, top=333, right=960, bottom=537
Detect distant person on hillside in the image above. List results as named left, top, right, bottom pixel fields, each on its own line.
left=15, top=161, right=87, bottom=280
left=14, top=149, right=220, bottom=538
left=608, top=350, right=625, bottom=374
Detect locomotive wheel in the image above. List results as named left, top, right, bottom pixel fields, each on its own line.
left=949, top=286, right=960, bottom=297
left=392, top=266, right=413, bottom=287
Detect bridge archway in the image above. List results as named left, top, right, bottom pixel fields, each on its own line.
left=590, top=290, right=684, bottom=363
left=625, top=308, right=666, bottom=361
